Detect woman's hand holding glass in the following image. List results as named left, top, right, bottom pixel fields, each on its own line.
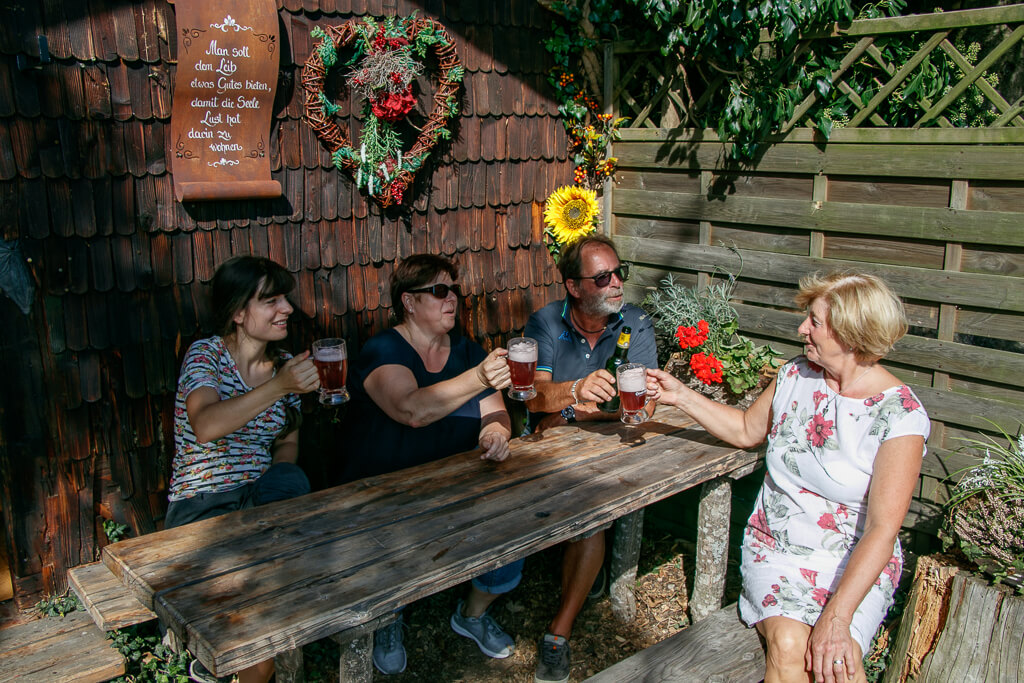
left=276, top=351, right=321, bottom=395
left=475, top=348, right=512, bottom=391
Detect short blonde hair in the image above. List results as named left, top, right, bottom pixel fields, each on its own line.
left=795, top=272, right=907, bottom=360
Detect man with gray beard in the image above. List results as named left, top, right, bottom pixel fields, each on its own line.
left=523, top=234, right=657, bottom=683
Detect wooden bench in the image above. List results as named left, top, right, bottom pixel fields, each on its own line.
left=69, top=561, right=156, bottom=631
left=583, top=604, right=765, bottom=683
left=0, top=610, right=125, bottom=682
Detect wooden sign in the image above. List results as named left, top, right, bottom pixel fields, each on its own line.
left=169, top=0, right=281, bottom=202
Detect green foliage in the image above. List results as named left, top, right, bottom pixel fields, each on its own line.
left=545, top=1, right=1006, bottom=160
left=108, top=623, right=193, bottom=683
left=36, top=590, right=83, bottom=617
left=103, top=518, right=130, bottom=543
left=642, top=269, right=782, bottom=395
left=942, top=420, right=1024, bottom=590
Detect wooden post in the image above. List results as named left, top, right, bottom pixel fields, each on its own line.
left=689, top=476, right=732, bottom=623
left=609, top=509, right=644, bottom=622
left=331, top=612, right=399, bottom=683
left=274, top=648, right=303, bottom=683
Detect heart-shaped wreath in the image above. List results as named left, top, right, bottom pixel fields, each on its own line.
left=302, top=15, right=463, bottom=207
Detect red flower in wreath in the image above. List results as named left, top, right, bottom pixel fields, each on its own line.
left=371, top=85, right=417, bottom=122
left=689, top=351, right=723, bottom=385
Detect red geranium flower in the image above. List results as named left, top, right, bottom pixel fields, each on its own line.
left=806, top=412, right=834, bottom=447
left=675, top=320, right=709, bottom=349
left=690, top=351, right=723, bottom=385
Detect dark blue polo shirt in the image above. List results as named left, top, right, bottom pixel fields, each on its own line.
left=524, top=298, right=658, bottom=385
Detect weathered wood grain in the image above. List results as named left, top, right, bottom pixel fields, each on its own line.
left=68, top=561, right=156, bottom=631
left=583, top=603, right=764, bottom=682
left=103, top=408, right=755, bottom=675
left=0, top=610, right=125, bottom=682
left=614, top=189, right=1024, bottom=248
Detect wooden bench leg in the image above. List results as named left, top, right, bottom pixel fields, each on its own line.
left=337, top=633, right=374, bottom=682
left=609, top=508, right=644, bottom=623
left=331, top=612, right=399, bottom=683
left=274, top=647, right=303, bottom=683
left=690, top=476, right=731, bottom=623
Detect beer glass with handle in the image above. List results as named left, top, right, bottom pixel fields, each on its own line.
left=312, top=338, right=349, bottom=405
left=506, top=337, right=538, bottom=400
left=616, top=363, right=648, bottom=424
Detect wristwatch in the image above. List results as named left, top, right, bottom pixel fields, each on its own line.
left=560, top=405, right=577, bottom=424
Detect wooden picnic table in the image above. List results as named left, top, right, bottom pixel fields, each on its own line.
left=101, top=405, right=758, bottom=678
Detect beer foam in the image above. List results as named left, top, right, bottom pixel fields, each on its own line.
left=617, top=368, right=646, bottom=392
left=314, top=349, right=346, bottom=362
left=508, top=345, right=537, bottom=362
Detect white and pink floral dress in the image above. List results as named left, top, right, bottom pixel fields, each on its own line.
left=739, top=356, right=929, bottom=653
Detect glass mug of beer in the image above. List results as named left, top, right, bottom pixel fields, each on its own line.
left=506, top=337, right=538, bottom=401
left=312, top=338, right=349, bottom=405
left=616, top=363, right=648, bottom=425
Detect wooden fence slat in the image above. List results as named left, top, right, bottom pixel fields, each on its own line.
left=620, top=240, right=1024, bottom=314
left=613, top=141, right=1024, bottom=180
left=613, top=189, right=1024, bottom=248
left=616, top=126, right=1024, bottom=145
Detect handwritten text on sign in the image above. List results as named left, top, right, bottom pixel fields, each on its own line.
left=170, top=1, right=280, bottom=201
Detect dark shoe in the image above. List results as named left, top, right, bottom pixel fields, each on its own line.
left=372, top=614, right=407, bottom=675
left=534, top=633, right=571, bottom=683
left=588, top=564, right=607, bottom=600
left=189, top=659, right=230, bottom=683
left=450, top=599, right=515, bottom=658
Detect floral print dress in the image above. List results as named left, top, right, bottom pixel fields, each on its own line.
left=738, top=356, right=930, bottom=653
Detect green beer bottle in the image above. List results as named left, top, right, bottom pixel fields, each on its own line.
left=598, top=326, right=632, bottom=412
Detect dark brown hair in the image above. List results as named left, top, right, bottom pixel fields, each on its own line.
left=390, top=254, right=459, bottom=323
left=557, top=234, right=619, bottom=282
left=211, top=256, right=295, bottom=338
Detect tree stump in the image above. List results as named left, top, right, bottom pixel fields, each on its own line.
left=884, top=554, right=1024, bottom=682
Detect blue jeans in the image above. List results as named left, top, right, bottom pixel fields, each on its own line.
left=472, top=558, right=524, bottom=594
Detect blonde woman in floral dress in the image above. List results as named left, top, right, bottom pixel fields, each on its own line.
left=647, top=272, right=929, bottom=683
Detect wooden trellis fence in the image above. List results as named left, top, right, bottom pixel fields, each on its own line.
left=607, top=5, right=1024, bottom=541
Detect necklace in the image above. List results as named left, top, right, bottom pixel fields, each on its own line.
left=570, top=307, right=607, bottom=335
left=822, top=365, right=873, bottom=419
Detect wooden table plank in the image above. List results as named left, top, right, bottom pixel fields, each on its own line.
left=103, top=407, right=755, bottom=675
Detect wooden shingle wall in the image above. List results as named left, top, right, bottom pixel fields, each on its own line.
left=612, top=127, right=1024, bottom=548
left=0, top=0, right=568, bottom=607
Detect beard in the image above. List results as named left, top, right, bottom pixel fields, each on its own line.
left=578, top=286, right=624, bottom=318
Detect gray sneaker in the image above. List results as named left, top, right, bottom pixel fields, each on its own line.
left=189, top=659, right=230, bottom=683
left=449, top=599, right=515, bottom=658
left=534, top=633, right=570, bottom=683
left=372, top=615, right=407, bottom=674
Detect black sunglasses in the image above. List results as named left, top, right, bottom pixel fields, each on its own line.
left=573, top=263, right=630, bottom=288
left=406, top=283, right=462, bottom=299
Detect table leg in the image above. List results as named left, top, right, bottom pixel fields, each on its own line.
left=274, top=647, right=304, bottom=683
left=609, top=509, right=644, bottom=622
left=690, top=476, right=732, bottom=623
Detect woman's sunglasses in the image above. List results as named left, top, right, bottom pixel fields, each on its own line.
left=406, top=283, right=462, bottom=299
left=574, top=263, right=630, bottom=288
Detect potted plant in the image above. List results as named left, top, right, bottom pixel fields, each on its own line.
left=941, top=421, right=1024, bottom=590
left=642, top=271, right=782, bottom=407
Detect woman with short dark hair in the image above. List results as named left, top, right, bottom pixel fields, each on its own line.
left=648, top=272, right=929, bottom=683
left=342, top=253, right=523, bottom=675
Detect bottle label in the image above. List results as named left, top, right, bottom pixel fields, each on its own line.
left=617, top=331, right=631, bottom=348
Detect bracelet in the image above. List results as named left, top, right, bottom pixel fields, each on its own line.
left=570, top=378, right=582, bottom=405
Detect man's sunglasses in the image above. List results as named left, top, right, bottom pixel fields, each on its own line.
left=406, top=283, right=462, bottom=299
left=573, top=263, right=630, bottom=288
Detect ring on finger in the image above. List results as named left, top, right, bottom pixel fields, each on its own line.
left=832, top=659, right=844, bottom=667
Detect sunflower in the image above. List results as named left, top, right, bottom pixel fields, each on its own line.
left=544, top=185, right=600, bottom=246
